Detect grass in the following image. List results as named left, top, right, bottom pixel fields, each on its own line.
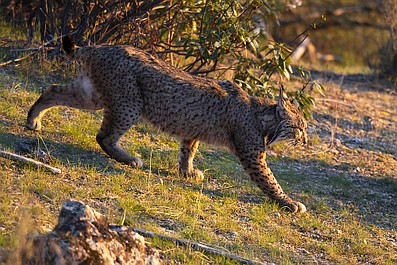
left=0, top=26, right=397, bottom=264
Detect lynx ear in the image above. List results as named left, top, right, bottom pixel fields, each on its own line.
left=278, top=85, right=287, bottom=110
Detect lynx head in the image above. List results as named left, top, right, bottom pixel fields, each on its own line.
left=267, top=88, right=308, bottom=146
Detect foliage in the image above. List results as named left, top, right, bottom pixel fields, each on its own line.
left=377, top=0, right=397, bottom=82
left=1, top=0, right=324, bottom=113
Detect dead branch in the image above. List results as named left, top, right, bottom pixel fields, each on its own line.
left=129, top=227, right=267, bottom=265
left=0, top=53, right=32, bottom=67
left=1, top=34, right=67, bottom=67
left=11, top=33, right=71, bottom=53
left=0, top=150, right=61, bottom=174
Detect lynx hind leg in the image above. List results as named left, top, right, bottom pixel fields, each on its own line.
left=237, top=148, right=306, bottom=213
left=96, top=104, right=143, bottom=168
left=27, top=80, right=100, bottom=131
left=179, top=139, right=204, bottom=181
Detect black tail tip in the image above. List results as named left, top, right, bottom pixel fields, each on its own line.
left=62, top=35, right=76, bottom=54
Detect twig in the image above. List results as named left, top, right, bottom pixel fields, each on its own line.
left=10, top=33, right=71, bottom=53
left=129, top=227, right=267, bottom=265
left=267, top=16, right=326, bottom=80
left=0, top=150, right=62, bottom=174
left=1, top=33, right=71, bottom=68
left=0, top=53, right=32, bottom=67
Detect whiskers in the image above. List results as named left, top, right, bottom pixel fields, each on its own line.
left=286, top=139, right=297, bottom=148
left=287, top=138, right=307, bottom=149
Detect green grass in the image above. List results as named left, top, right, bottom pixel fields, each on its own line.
left=1, top=69, right=396, bottom=265
left=1, top=25, right=397, bottom=264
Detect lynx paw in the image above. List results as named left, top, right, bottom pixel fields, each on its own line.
left=180, top=169, right=204, bottom=182
left=284, top=201, right=306, bottom=213
left=26, top=119, right=42, bottom=131
left=131, top=157, right=143, bottom=168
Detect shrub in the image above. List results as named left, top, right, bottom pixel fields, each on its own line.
left=378, top=0, right=397, bottom=83
left=1, top=0, right=323, bottom=113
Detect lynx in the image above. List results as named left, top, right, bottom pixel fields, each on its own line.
left=27, top=37, right=308, bottom=213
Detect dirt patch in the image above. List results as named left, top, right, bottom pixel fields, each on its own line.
left=294, top=72, right=397, bottom=228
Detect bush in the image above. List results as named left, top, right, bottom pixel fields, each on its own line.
left=378, top=0, right=397, bottom=82
left=1, top=0, right=322, bottom=114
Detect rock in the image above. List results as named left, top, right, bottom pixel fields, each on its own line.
left=20, top=200, right=163, bottom=265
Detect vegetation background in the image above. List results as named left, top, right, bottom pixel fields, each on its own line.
left=0, top=0, right=396, bottom=264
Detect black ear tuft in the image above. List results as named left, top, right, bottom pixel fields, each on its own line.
left=278, top=84, right=287, bottom=109
left=62, top=35, right=76, bottom=54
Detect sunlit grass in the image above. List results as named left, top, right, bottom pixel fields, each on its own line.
left=0, top=23, right=396, bottom=265
left=1, top=69, right=396, bottom=264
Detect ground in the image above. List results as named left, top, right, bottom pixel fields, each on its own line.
left=0, top=57, right=396, bottom=264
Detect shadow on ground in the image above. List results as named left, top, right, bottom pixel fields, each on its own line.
left=0, top=132, right=120, bottom=173
left=273, top=157, right=397, bottom=231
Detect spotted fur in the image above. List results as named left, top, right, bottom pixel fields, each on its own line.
left=27, top=41, right=308, bottom=213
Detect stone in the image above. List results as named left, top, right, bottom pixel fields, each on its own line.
left=20, top=200, right=163, bottom=265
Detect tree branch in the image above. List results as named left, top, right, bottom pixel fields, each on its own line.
left=0, top=150, right=61, bottom=174
left=129, top=227, right=267, bottom=265
left=0, top=53, right=32, bottom=67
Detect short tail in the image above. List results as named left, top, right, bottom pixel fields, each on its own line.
left=62, top=35, right=76, bottom=54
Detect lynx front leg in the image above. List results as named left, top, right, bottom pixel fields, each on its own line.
left=27, top=81, right=101, bottom=130
left=236, top=142, right=306, bottom=213
left=178, top=139, right=204, bottom=181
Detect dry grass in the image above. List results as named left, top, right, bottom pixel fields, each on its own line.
left=0, top=25, right=396, bottom=264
